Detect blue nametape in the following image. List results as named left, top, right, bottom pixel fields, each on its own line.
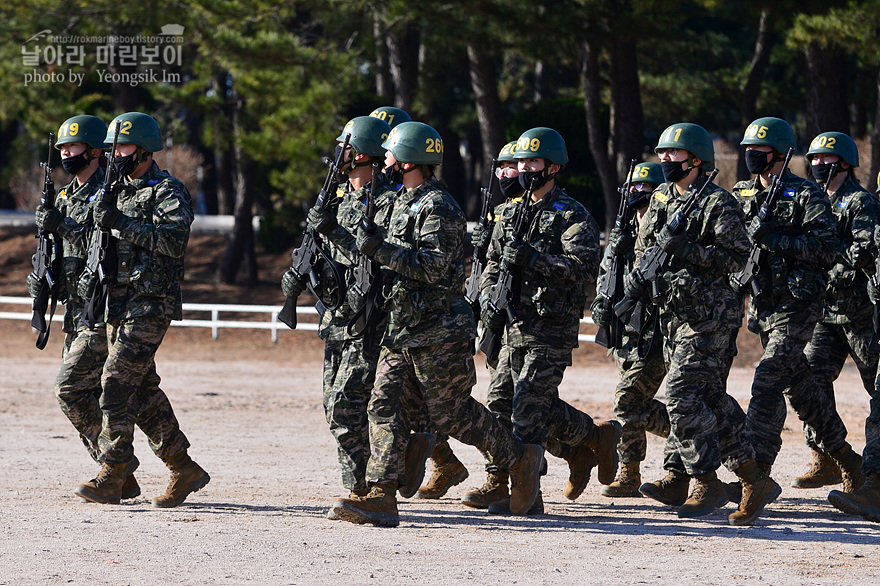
left=147, top=178, right=160, bottom=186
left=782, top=189, right=795, bottom=198
left=553, top=202, right=565, bottom=211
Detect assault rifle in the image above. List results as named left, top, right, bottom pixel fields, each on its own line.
left=594, top=158, right=637, bottom=349
left=81, top=124, right=121, bottom=330
left=730, top=147, right=794, bottom=297
left=614, top=168, right=720, bottom=323
left=479, top=176, right=538, bottom=363
left=31, top=132, right=63, bottom=349
left=278, top=133, right=351, bottom=329
left=464, top=158, right=498, bottom=317
left=347, top=161, right=386, bottom=349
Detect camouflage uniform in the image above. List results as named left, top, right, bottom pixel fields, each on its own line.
left=635, top=176, right=755, bottom=476
left=52, top=169, right=186, bottom=463
left=480, top=185, right=601, bottom=456
left=366, top=177, right=525, bottom=485
left=802, top=176, right=880, bottom=451
left=732, top=170, right=849, bottom=464
left=98, top=162, right=192, bottom=465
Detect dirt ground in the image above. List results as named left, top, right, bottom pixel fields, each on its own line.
left=1, top=316, right=878, bottom=586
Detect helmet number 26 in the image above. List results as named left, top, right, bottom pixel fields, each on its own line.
left=425, top=137, right=443, bottom=153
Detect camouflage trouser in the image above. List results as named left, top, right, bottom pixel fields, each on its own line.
left=57, top=325, right=188, bottom=464
left=663, top=329, right=754, bottom=475
left=612, top=338, right=669, bottom=464
left=322, top=339, right=379, bottom=493
left=802, top=321, right=879, bottom=452
left=367, top=340, right=521, bottom=485
left=868, top=374, right=880, bottom=475
left=661, top=320, right=753, bottom=477
left=98, top=317, right=189, bottom=465
left=746, top=322, right=849, bottom=465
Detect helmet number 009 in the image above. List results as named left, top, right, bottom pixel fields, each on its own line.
left=425, top=137, right=443, bottom=153
left=516, top=137, right=541, bottom=152
left=810, top=135, right=837, bottom=150
left=746, top=124, right=769, bottom=139
left=59, top=122, right=79, bottom=137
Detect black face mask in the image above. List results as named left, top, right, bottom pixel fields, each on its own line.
left=811, top=162, right=839, bottom=185
left=745, top=150, right=774, bottom=175
left=518, top=170, right=546, bottom=192
left=61, top=152, right=90, bottom=175
left=627, top=189, right=651, bottom=210
left=499, top=176, right=521, bottom=199
left=660, top=160, right=689, bottom=183
left=111, top=151, right=138, bottom=177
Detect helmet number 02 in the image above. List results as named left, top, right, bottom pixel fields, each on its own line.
left=59, top=122, right=79, bottom=137
left=810, top=135, right=837, bottom=150
left=746, top=124, right=769, bottom=139
left=425, top=137, right=443, bottom=153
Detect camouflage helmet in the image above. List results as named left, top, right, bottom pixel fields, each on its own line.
left=513, top=127, right=569, bottom=165
left=369, top=106, right=412, bottom=129
left=629, top=162, right=664, bottom=186
left=336, top=116, right=392, bottom=157
left=655, top=123, right=714, bottom=169
left=105, top=112, right=163, bottom=152
left=740, top=117, right=795, bottom=154
left=807, top=131, right=859, bottom=167
left=381, top=121, right=443, bottom=165
left=55, top=115, right=108, bottom=150
left=497, top=141, right=518, bottom=163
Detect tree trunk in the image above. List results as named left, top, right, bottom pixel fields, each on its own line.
left=804, top=42, right=849, bottom=138
left=386, top=24, right=420, bottom=112
left=373, top=18, right=393, bottom=100
left=737, top=7, right=774, bottom=181
left=870, top=67, right=880, bottom=192
left=581, top=40, right=618, bottom=232
left=608, top=32, right=644, bottom=186
left=467, top=42, right=506, bottom=219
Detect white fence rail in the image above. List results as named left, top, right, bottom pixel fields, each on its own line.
left=0, top=296, right=595, bottom=343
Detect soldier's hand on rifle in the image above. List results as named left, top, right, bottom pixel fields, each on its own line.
left=479, top=296, right=506, bottom=331
left=623, top=269, right=647, bottom=299
left=94, top=201, right=124, bottom=230
left=77, top=269, right=97, bottom=301
left=503, top=241, right=539, bottom=269
left=35, top=204, right=64, bottom=233
left=608, top=227, right=635, bottom=255
left=747, top=217, right=774, bottom=244
left=281, top=269, right=305, bottom=299
left=356, top=225, right=384, bottom=257
left=307, top=206, right=338, bottom=235
left=657, top=225, right=693, bottom=259
left=26, top=271, right=41, bottom=298
left=590, top=295, right=612, bottom=327
left=471, top=223, right=493, bottom=250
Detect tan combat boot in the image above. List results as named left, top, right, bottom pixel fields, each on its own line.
left=601, top=461, right=642, bottom=498
left=152, top=451, right=210, bottom=508
left=792, top=448, right=842, bottom=489
left=828, top=472, right=880, bottom=523
left=584, top=420, right=622, bottom=485
left=725, top=461, right=772, bottom=504
left=398, top=432, right=436, bottom=499
left=461, top=471, right=510, bottom=509
left=327, top=488, right=369, bottom=520
left=639, top=470, right=690, bottom=506
left=728, top=458, right=782, bottom=526
left=678, top=471, right=729, bottom=518
left=332, top=483, right=399, bottom=527
left=508, top=444, right=543, bottom=515
left=416, top=440, right=469, bottom=499
left=562, top=444, right=598, bottom=501
left=831, top=445, right=864, bottom=493
left=74, top=460, right=133, bottom=504
left=121, top=474, right=141, bottom=500
left=487, top=491, right=544, bottom=516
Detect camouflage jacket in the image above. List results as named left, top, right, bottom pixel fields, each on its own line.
left=54, top=168, right=105, bottom=333
left=822, top=176, right=879, bottom=324
left=635, top=175, right=749, bottom=332
left=372, top=176, right=475, bottom=349
left=732, top=170, right=838, bottom=332
left=481, top=185, right=600, bottom=349
left=317, top=177, right=395, bottom=341
left=106, top=162, right=193, bottom=322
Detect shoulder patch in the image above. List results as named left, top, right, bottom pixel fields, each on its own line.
left=739, top=189, right=755, bottom=198
left=836, top=200, right=848, bottom=210
left=146, top=178, right=160, bottom=186
left=552, top=201, right=566, bottom=211
left=653, top=192, right=669, bottom=204
left=782, top=189, right=795, bottom=198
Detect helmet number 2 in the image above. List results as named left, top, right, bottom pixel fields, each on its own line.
left=425, top=137, right=443, bottom=153
left=120, top=120, right=133, bottom=135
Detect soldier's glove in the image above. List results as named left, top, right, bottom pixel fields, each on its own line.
left=281, top=268, right=305, bottom=299
left=77, top=269, right=98, bottom=301
left=471, top=222, right=493, bottom=250
left=35, top=204, right=64, bottom=234
left=607, top=227, right=635, bottom=255
left=26, top=271, right=42, bottom=298
left=623, top=269, right=647, bottom=300
left=480, top=305, right=506, bottom=331
left=94, top=201, right=125, bottom=230
left=657, top=225, right=693, bottom=259
left=747, top=217, right=774, bottom=244
left=869, top=280, right=880, bottom=305
left=356, top=225, right=384, bottom=257
left=307, top=206, right=338, bottom=236
left=503, top=241, right=539, bottom=269
left=590, top=295, right=612, bottom=327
